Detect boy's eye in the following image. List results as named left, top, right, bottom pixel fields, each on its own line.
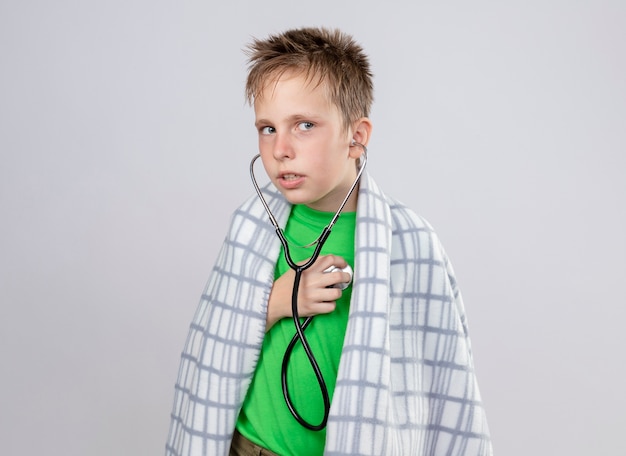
left=297, top=122, right=314, bottom=131
left=260, top=126, right=276, bottom=135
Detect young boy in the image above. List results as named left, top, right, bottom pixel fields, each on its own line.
left=166, top=27, right=492, bottom=456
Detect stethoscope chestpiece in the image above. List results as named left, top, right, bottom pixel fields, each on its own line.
left=323, top=264, right=353, bottom=290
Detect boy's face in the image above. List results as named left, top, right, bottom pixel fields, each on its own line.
left=254, top=71, right=362, bottom=212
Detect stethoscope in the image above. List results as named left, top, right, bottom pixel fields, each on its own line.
left=249, top=141, right=367, bottom=431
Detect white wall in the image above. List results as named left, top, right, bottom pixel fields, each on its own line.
left=1, top=1, right=624, bottom=454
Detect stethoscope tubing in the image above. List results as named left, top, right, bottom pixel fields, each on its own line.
left=249, top=143, right=367, bottom=430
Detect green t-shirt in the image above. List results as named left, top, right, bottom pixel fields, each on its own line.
left=236, top=204, right=356, bottom=456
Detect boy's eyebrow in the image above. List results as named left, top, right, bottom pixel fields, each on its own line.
left=254, top=118, right=271, bottom=128
left=255, top=113, right=321, bottom=128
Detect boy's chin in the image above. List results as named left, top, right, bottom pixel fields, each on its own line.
left=276, top=188, right=347, bottom=212
left=276, top=190, right=316, bottom=207
left=281, top=193, right=313, bottom=206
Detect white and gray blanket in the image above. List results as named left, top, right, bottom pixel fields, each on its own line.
left=166, top=172, right=492, bottom=455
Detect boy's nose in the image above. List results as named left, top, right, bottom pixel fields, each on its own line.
left=272, top=133, right=294, bottom=160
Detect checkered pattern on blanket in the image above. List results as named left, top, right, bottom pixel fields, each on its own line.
left=166, top=172, right=492, bottom=455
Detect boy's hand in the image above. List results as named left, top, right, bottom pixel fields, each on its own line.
left=265, top=254, right=351, bottom=331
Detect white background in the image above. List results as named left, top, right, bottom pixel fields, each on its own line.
left=1, top=1, right=624, bottom=455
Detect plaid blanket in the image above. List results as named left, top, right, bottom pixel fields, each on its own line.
left=166, top=172, right=492, bottom=455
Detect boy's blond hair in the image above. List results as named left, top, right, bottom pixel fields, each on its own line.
left=245, top=27, right=374, bottom=130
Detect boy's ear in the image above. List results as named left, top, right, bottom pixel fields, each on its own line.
left=349, top=117, right=373, bottom=159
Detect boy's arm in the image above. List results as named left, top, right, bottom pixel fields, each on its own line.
left=265, top=254, right=351, bottom=331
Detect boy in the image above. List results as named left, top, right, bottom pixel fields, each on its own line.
left=166, top=27, right=492, bottom=456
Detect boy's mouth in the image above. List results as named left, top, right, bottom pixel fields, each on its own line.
left=278, top=172, right=305, bottom=189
